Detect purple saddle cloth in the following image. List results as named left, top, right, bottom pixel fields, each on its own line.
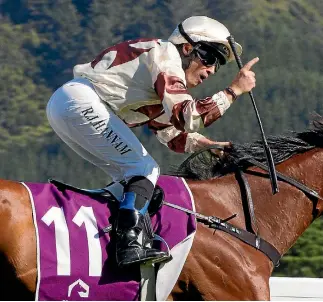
left=25, top=175, right=196, bottom=301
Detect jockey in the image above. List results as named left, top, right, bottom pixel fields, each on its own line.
left=46, top=16, right=258, bottom=268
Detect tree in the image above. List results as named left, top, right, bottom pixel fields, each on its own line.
left=0, top=19, right=52, bottom=151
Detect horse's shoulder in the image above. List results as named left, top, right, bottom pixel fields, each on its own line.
left=0, top=179, right=30, bottom=201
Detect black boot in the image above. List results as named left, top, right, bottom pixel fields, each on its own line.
left=115, top=208, right=170, bottom=268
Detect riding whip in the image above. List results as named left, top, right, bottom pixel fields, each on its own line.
left=227, top=35, right=279, bottom=194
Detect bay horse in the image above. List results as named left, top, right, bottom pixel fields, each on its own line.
left=1, top=115, right=323, bottom=301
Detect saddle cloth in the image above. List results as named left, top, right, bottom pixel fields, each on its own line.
left=23, top=175, right=196, bottom=301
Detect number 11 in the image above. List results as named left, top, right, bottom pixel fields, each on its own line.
left=41, top=206, right=103, bottom=276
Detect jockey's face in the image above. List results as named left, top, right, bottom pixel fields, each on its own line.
left=182, top=43, right=217, bottom=88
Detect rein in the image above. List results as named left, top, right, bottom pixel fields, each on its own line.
left=163, top=200, right=282, bottom=266
left=245, top=157, right=323, bottom=201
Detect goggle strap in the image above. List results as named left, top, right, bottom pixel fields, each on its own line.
left=178, top=23, right=197, bottom=46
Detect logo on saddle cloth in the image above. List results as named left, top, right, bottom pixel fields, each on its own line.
left=68, top=279, right=89, bottom=298
left=25, top=176, right=196, bottom=301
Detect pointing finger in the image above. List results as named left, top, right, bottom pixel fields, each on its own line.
left=242, top=57, right=259, bottom=71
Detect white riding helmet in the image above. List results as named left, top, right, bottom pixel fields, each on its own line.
left=168, top=16, right=242, bottom=63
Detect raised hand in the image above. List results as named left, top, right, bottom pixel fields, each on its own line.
left=229, top=57, right=259, bottom=96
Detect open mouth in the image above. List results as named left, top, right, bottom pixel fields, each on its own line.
left=199, top=75, right=207, bottom=82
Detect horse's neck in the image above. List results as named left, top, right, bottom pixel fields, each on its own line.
left=253, top=148, right=323, bottom=254
left=192, top=148, right=323, bottom=257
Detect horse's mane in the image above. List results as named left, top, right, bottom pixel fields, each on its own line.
left=171, top=113, right=323, bottom=180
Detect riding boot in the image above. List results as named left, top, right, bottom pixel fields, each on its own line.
left=115, top=191, right=170, bottom=268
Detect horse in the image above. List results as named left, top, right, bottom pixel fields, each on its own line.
left=1, top=115, right=323, bottom=301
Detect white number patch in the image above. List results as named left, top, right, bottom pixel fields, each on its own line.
left=41, top=206, right=103, bottom=276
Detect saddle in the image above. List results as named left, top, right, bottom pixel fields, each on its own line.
left=48, top=177, right=169, bottom=271
left=48, top=178, right=164, bottom=216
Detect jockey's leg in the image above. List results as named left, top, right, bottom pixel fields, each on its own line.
left=115, top=175, right=169, bottom=267
left=46, top=77, right=169, bottom=267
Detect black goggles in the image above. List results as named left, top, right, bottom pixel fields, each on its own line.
left=193, top=43, right=222, bottom=68
left=178, top=23, right=229, bottom=68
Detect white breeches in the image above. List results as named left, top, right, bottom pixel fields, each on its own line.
left=46, top=77, right=160, bottom=185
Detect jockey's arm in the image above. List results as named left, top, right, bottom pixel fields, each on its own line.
left=147, top=116, right=230, bottom=154
left=154, top=65, right=232, bottom=133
